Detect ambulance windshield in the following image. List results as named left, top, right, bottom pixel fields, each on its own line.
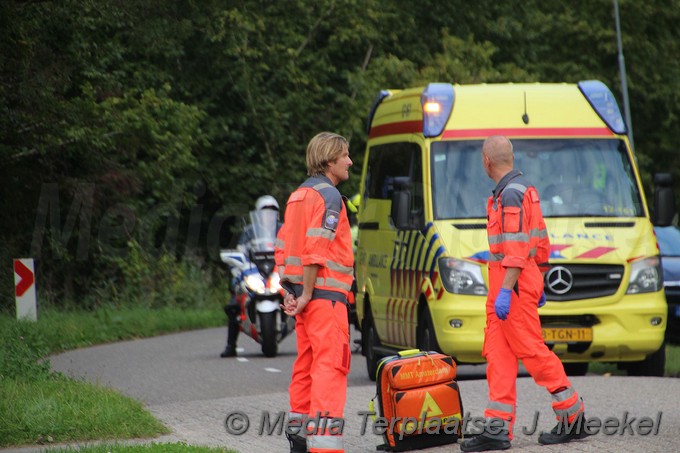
left=430, top=139, right=644, bottom=219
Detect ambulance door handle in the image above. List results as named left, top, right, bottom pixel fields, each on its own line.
left=393, top=239, right=406, bottom=246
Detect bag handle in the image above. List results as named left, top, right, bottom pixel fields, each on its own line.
left=397, top=348, right=421, bottom=357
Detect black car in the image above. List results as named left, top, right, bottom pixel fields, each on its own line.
left=655, top=225, right=680, bottom=344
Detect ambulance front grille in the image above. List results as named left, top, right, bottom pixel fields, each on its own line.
left=539, top=314, right=600, bottom=327
left=544, top=264, right=624, bottom=301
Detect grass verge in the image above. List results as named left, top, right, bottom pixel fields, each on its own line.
left=32, top=305, right=224, bottom=354
left=667, top=342, right=680, bottom=375
left=0, top=305, right=225, bottom=448
left=0, top=375, right=170, bottom=446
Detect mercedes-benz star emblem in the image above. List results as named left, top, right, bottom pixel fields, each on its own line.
left=546, top=266, right=573, bottom=295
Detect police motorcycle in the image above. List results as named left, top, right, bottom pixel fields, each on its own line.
left=220, top=208, right=294, bottom=357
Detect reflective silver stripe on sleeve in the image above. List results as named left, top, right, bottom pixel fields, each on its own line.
left=307, top=228, right=335, bottom=240
left=486, top=400, right=514, bottom=413
left=275, top=238, right=285, bottom=248
left=283, top=274, right=303, bottom=283
left=528, top=247, right=537, bottom=257
left=285, top=256, right=302, bottom=266
left=488, top=234, right=502, bottom=245
left=307, top=435, right=343, bottom=449
left=489, top=253, right=504, bottom=262
left=529, top=227, right=548, bottom=239
left=551, top=387, right=576, bottom=402
left=327, top=260, right=354, bottom=275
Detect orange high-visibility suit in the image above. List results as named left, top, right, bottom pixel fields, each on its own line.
left=484, top=170, right=584, bottom=440
left=276, top=175, right=354, bottom=453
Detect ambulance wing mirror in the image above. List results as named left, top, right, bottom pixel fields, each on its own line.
left=653, top=173, right=675, bottom=227
left=391, top=177, right=423, bottom=230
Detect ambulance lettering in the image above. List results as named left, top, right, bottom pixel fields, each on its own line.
left=549, top=232, right=613, bottom=241
left=369, top=253, right=389, bottom=268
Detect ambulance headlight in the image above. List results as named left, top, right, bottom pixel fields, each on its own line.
left=626, top=256, right=662, bottom=294
left=438, top=257, right=488, bottom=296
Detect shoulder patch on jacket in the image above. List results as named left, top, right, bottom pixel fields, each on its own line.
left=324, top=209, right=340, bottom=231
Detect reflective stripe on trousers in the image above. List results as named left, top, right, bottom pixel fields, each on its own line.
left=308, top=434, right=343, bottom=452
left=551, top=388, right=584, bottom=422
left=307, top=418, right=344, bottom=453
left=288, top=412, right=307, bottom=438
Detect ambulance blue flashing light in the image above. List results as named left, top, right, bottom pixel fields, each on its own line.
left=578, top=80, right=627, bottom=135
left=421, top=83, right=455, bottom=138
left=366, top=90, right=391, bottom=134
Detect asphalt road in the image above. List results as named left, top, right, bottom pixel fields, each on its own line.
left=4, top=326, right=679, bottom=453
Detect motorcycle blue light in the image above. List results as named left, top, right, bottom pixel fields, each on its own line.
left=421, top=83, right=455, bottom=138
left=578, top=80, right=627, bottom=134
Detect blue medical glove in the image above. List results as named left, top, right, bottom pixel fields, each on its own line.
left=538, top=292, right=546, bottom=308
left=494, top=288, right=512, bottom=320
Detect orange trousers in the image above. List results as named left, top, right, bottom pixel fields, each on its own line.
left=483, top=265, right=581, bottom=438
left=289, top=299, right=350, bottom=452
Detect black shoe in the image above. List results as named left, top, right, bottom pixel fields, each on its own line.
left=460, top=434, right=511, bottom=452
left=220, top=345, right=237, bottom=358
left=538, top=413, right=590, bottom=445
left=286, top=432, right=307, bottom=453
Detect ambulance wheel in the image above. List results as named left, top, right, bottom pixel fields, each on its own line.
left=363, top=315, right=381, bottom=381
left=417, top=308, right=441, bottom=353
left=625, top=343, right=666, bottom=377
left=260, top=311, right=278, bottom=358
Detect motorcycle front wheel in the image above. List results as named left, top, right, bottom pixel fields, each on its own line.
left=260, top=311, right=278, bottom=357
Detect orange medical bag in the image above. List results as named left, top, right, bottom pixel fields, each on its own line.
left=371, top=349, right=464, bottom=451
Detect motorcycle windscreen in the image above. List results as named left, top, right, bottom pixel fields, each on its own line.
left=248, top=209, right=279, bottom=253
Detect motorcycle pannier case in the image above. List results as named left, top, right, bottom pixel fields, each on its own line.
left=372, top=349, right=463, bottom=451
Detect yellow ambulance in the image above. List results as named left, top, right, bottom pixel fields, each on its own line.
left=356, top=81, right=672, bottom=379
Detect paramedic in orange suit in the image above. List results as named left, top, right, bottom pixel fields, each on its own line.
left=275, top=132, right=354, bottom=453
left=460, top=136, right=589, bottom=452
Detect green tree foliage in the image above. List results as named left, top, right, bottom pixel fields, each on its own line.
left=1, top=0, right=678, bottom=308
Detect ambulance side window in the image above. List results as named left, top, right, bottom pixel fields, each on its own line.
left=365, top=142, right=423, bottom=226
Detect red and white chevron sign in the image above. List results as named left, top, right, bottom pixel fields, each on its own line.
left=14, top=258, right=37, bottom=321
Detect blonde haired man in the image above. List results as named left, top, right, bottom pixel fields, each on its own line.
left=276, top=132, right=354, bottom=453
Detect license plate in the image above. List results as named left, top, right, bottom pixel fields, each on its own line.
left=542, top=327, right=592, bottom=342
